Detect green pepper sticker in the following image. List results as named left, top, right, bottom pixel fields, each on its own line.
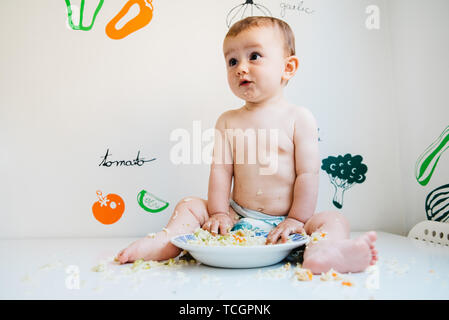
left=415, top=125, right=449, bottom=186
left=65, top=0, right=104, bottom=31
left=137, top=190, right=169, bottom=213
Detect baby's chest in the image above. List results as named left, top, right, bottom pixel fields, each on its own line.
left=226, top=121, right=294, bottom=155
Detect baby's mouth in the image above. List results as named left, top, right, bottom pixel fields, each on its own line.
left=239, top=80, right=253, bottom=86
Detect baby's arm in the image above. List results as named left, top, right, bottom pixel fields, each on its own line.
left=267, top=107, right=319, bottom=243
left=203, top=112, right=235, bottom=235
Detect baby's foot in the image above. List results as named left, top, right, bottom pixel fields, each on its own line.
left=303, top=231, right=378, bottom=274
left=116, top=232, right=181, bottom=264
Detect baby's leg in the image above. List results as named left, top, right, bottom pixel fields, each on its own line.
left=116, top=197, right=210, bottom=264
left=302, top=211, right=378, bottom=274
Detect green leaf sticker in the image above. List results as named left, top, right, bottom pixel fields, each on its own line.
left=415, top=125, right=449, bottom=186
left=65, top=0, right=104, bottom=31
left=137, top=190, right=169, bottom=213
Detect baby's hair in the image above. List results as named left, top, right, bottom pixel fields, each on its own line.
left=225, top=16, right=295, bottom=57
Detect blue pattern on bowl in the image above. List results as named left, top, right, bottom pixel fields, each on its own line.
left=175, top=234, right=196, bottom=244
left=175, top=232, right=306, bottom=244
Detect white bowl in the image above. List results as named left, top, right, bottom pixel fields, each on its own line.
left=170, top=232, right=309, bottom=268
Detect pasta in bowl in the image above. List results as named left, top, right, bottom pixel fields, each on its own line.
left=171, top=228, right=309, bottom=268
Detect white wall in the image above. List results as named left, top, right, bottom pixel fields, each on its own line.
left=387, top=0, right=449, bottom=232
left=0, top=0, right=447, bottom=239
left=285, top=0, right=405, bottom=234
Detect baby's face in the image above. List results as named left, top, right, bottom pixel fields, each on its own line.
left=223, top=26, right=289, bottom=103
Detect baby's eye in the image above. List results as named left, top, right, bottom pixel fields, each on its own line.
left=228, top=58, right=237, bottom=67
left=250, top=52, right=261, bottom=60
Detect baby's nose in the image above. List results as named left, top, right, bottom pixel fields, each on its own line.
left=236, top=62, right=249, bottom=75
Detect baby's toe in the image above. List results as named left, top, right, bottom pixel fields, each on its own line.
left=361, top=232, right=377, bottom=251
left=366, top=231, right=377, bottom=244
left=117, top=249, right=130, bottom=264
left=369, top=247, right=378, bottom=265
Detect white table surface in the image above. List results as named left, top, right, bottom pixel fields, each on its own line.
left=1, top=232, right=448, bottom=300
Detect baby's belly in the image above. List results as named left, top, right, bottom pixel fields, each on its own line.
left=232, top=165, right=295, bottom=216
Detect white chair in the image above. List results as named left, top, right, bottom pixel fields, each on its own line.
left=408, top=220, right=449, bottom=246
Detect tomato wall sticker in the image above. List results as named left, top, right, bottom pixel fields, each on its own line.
left=92, top=190, right=125, bottom=224
left=65, top=0, right=104, bottom=31
left=137, top=190, right=169, bottom=213
left=415, top=125, right=449, bottom=186
left=321, top=154, right=368, bottom=209
left=106, top=0, right=154, bottom=40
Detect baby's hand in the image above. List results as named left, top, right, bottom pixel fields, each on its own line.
left=202, top=213, right=234, bottom=236
left=266, top=218, right=305, bottom=244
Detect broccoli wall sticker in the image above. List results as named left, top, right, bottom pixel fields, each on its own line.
left=415, top=125, right=449, bottom=186
left=65, top=0, right=104, bottom=31
left=425, top=184, right=449, bottom=223
left=321, top=154, right=368, bottom=209
left=226, top=0, right=272, bottom=28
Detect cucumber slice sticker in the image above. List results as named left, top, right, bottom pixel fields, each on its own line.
left=137, top=190, right=169, bottom=213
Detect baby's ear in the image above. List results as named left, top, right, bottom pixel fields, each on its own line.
left=282, top=55, right=299, bottom=82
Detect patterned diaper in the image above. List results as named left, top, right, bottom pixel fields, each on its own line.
left=230, top=199, right=286, bottom=232
left=230, top=199, right=306, bottom=264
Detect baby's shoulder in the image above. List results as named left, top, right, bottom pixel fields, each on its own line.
left=215, top=108, right=241, bottom=126
left=219, top=108, right=239, bottom=119
left=287, top=104, right=317, bottom=126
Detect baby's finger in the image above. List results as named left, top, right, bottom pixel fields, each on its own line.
left=294, top=226, right=305, bottom=235
left=210, top=220, right=220, bottom=235
left=267, top=227, right=282, bottom=244
left=280, top=229, right=291, bottom=243
left=202, top=220, right=211, bottom=232
left=265, top=229, right=276, bottom=244
left=219, top=222, right=231, bottom=235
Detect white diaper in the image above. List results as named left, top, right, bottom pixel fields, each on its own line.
left=230, top=199, right=286, bottom=233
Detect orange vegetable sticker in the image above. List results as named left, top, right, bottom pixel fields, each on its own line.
left=106, top=0, right=154, bottom=40
left=92, top=190, right=125, bottom=225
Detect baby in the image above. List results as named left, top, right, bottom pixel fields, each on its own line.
left=117, top=16, right=378, bottom=274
